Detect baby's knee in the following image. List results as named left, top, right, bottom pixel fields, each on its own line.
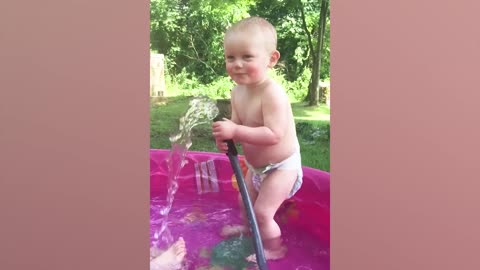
left=253, top=205, right=274, bottom=224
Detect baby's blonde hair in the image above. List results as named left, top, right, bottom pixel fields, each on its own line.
left=224, top=16, right=277, bottom=52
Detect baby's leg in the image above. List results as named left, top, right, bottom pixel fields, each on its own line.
left=221, top=169, right=258, bottom=237
left=247, top=169, right=298, bottom=261
left=150, top=237, right=186, bottom=270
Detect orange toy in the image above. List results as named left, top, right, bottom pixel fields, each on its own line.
left=231, top=155, right=248, bottom=191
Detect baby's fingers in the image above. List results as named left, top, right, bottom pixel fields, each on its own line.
left=222, top=143, right=229, bottom=151
left=216, top=142, right=228, bottom=152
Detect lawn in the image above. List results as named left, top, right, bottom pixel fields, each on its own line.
left=150, top=96, right=330, bottom=172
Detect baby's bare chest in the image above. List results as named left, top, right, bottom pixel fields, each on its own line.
left=235, top=97, right=263, bottom=127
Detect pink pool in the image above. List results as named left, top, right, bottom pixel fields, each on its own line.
left=150, top=149, right=330, bottom=269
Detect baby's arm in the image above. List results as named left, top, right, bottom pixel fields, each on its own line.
left=214, top=89, right=242, bottom=152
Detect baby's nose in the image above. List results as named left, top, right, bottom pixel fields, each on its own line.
left=233, top=60, right=243, bottom=68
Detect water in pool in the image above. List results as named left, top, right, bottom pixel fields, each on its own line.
left=150, top=195, right=329, bottom=269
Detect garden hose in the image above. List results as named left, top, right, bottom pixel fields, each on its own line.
left=224, top=139, right=268, bottom=270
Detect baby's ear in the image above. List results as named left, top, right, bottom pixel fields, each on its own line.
left=268, top=50, right=281, bottom=67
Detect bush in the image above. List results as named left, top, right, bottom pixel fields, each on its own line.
left=164, top=65, right=313, bottom=102
left=296, top=122, right=330, bottom=144
left=269, top=68, right=311, bottom=102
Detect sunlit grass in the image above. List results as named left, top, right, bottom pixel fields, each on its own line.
left=292, top=102, right=330, bottom=121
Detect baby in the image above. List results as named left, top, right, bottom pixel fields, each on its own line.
left=212, top=16, right=303, bottom=262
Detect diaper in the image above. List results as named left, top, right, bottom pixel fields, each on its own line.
left=245, top=150, right=303, bottom=198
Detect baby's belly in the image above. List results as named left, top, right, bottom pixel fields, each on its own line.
left=242, top=143, right=295, bottom=168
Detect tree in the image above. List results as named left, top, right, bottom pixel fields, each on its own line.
left=150, top=0, right=254, bottom=84
left=251, top=0, right=330, bottom=103
left=303, top=0, right=330, bottom=106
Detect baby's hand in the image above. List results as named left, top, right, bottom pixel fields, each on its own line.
left=212, top=118, right=237, bottom=140
left=215, top=138, right=228, bottom=153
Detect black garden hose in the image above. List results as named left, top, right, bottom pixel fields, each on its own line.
left=224, top=139, right=268, bottom=270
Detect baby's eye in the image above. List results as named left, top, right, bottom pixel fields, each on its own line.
left=226, top=56, right=235, bottom=62
left=243, top=55, right=254, bottom=60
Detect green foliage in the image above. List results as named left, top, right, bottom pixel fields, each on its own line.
left=150, top=0, right=255, bottom=84
left=296, top=121, right=330, bottom=142
left=150, top=0, right=330, bottom=89
left=268, top=68, right=311, bottom=101
left=287, top=68, right=312, bottom=100
left=165, top=66, right=311, bottom=102
left=164, top=69, right=233, bottom=98
left=250, top=0, right=330, bottom=81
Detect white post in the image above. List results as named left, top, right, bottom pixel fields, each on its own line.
left=150, top=54, right=165, bottom=97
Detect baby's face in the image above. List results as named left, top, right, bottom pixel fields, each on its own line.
left=224, top=31, right=273, bottom=86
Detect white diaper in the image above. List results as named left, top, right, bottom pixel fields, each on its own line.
left=245, top=150, right=303, bottom=198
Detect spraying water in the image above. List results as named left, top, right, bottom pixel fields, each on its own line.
left=153, top=96, right=219, bottom=247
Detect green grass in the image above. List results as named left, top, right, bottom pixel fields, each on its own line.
left=150, top=96, right=330, bottom=172
left=150, top=96, right=219, bottom=153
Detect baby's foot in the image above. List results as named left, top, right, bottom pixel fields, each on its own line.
left=150, top=237, right=187, bottom=270
left=220, top=225, right=250, bottom=237
left=245, top=245, right=287, bottom=263
left=150, top=246, right=163, bottom=260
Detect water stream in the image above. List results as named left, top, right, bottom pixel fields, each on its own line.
left=152, top=96, right=219, bottom=247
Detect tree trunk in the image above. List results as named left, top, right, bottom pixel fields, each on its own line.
left=307, top=0, right=329, bottom=106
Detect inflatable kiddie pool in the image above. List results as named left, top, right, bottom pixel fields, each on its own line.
left=150, top=149, right=330, bottom=270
